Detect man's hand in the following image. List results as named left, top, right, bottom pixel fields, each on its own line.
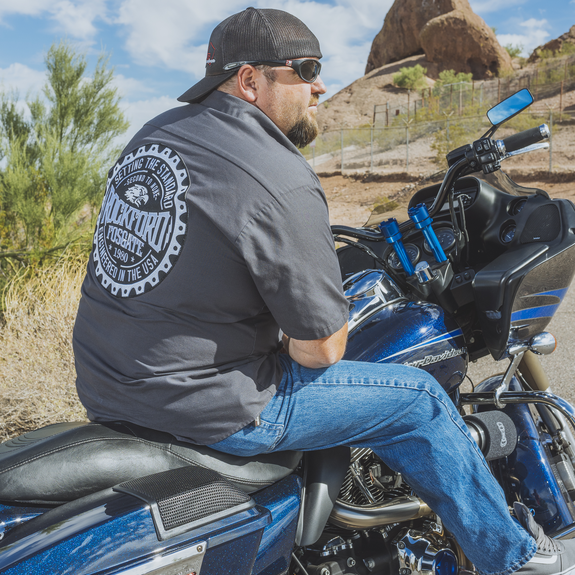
left=283, top=322, right=348, bottom=369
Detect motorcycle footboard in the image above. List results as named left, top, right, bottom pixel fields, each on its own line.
left=0, top=465, right=271, bottom=575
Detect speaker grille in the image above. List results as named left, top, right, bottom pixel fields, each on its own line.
left=520, top=204, right=560, bottom=243
left=118, top=465, right=251, bottom=531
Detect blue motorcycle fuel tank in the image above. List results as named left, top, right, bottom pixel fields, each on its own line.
left=342, top=270, right=468, bottom=393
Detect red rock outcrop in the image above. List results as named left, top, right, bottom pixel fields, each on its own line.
left=366, top=0, right=467, bottom=74
left=366, top=0, right=513, bottom=79
left=420, top=10, right=513, bottom=78
left=528, top=25, right=575, bottom=62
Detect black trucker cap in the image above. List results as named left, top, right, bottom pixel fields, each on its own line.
left=177, top=7, right=322, bottom=103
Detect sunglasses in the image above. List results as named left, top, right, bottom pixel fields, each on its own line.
left=223, top=58, right=322, bottom=83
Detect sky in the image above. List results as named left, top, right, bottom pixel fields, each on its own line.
left=0, top=0, right=574, bottom=143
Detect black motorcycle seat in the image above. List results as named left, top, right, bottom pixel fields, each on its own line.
left=0, top=421, right=302, bottom=505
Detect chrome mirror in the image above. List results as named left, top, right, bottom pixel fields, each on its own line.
left=487, top=89, right=534, bottom=126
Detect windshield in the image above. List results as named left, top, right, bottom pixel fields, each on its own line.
left=478, top=171, right=546, bottom=197
left=363, top=170, right=544, bottom=228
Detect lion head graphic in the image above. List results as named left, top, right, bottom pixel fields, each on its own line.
left=124, top=184, right=149, bottom=207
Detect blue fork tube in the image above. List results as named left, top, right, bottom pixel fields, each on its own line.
left=408, top=204, right=447, bottom=263
left=379, top=219, right=415, bottom=276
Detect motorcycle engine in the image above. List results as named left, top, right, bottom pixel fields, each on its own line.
left=339, top=448, right=412, bottom=505
left=292, top=449, right=461, bottom=575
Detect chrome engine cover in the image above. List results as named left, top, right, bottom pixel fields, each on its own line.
left=396, top=522, right=459, bottom=575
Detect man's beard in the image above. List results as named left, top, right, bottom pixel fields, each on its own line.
left=287, top=99, right=319, bottom=148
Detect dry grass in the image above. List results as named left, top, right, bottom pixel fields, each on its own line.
left=0, top=257, right=88, bottom=441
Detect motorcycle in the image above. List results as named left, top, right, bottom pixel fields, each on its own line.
left=0, top=88, right=574, bottom=575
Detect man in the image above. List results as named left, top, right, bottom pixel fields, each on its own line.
left=73, top=7, right=575, bottom=575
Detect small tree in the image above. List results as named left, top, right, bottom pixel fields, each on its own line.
left=0, top=42, right=128, bottom=257
left=433, top=70, right=473, bottom=93
left=504, top=44, right=523, bottom=59
left=393, top=65, right=428, bottom=90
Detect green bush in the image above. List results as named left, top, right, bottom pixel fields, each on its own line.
left=0, top=42, right=128, bottom=269
left=431, top=115, right=484, bottom=165
left=560, top=42, right=575, bottom=56
left=393, top=65, right=428, bottom=90
left=372, top=197, right=400, bottom=215
left=505, top=44, right=523, bottom=58
left=435, top=70, right=473, bottom=88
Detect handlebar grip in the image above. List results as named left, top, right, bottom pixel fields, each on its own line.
left=502, top=124, right=549, bottom=154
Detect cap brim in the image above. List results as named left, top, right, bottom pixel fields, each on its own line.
left=177, top=71, right=236, bottom=103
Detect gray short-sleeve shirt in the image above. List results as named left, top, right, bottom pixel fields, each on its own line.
left=73, top=91, right=349, bottom=445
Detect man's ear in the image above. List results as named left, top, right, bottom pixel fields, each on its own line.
left=236, top=65, right=260, bottom=103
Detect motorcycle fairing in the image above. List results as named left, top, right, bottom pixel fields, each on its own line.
left=474, top=241, right=575, bottom=360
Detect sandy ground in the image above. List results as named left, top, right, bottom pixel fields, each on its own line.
left=320, top=174, right=575, bottom=228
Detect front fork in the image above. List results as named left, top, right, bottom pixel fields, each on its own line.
left=460, top=345, right=575, bottom=536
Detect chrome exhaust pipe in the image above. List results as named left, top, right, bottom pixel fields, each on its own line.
left=329, top=496, right=432, bottom=529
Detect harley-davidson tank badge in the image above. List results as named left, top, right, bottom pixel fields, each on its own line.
left=403, top=347, right=466, bottom=368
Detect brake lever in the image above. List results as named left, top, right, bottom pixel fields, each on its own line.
left=502, top=141, right=550, bottom=159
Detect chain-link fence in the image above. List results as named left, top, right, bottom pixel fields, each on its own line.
left=305, top=55, right=575, bottom=175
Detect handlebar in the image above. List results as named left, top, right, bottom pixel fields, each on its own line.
left=331, top=225, right=386, bottom=241
left=501, top=124, right=549, bottom=154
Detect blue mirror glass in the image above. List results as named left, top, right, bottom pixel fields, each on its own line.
left=487, top=89, right=534, bottom=125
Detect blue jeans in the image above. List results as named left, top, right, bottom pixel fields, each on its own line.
left=210, top=356, right=536, bottom=575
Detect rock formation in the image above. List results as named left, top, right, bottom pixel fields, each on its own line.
left=420, top=10, right=512, bottom=78
left=365, top=0, right=513, bottom=79
left=529, top=25, right=575, bottom=62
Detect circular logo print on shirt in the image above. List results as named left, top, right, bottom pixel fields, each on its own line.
left=93, top=144, right=189, bottom=297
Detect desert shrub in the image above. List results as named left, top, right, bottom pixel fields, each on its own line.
left=505, top=44, right=523, bottom=58
left=371, top=197, right=400, bottom=215
left=560, top=42, right=575, bottom=56
left=433, top=70, right=473, bottom=95
left=506, top=111, right=547, bottom=132
left=0, top=256, right=87, bottom=440
left=431, top=115, right=484, bottom=165
left=535, top=43, right=575, bottom=61
left=536, top=49, right=555, bottom=61
left=393, top=65, right=428, bottom=90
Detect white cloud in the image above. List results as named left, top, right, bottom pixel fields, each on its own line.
left=48, top=0, right=108, bottom=40
left=0, top=63, right=46, bottom=96
left=120, top=96, right=182, bottom=143
left=0, top=0, right=107, bottom=42
left=0, top=0, right=53, bottom=20
left=115, top=0, right=245, bottom=76
left=112, top=74, right=155, bottom=100
left=497, top=18, right=551, bottom=56
left=114, top=0, right=391, bottom=101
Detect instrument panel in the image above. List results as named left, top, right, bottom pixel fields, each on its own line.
left=387, top=225, right=457, bottom=271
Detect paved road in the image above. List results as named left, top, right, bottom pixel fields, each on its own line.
left=467, top=280, right=575, bottom=404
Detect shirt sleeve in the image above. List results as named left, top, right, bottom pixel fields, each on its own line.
left=235, top=184, right=350, bottom=341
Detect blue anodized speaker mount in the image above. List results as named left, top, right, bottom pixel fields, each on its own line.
left=408, top=204, right=448, bottom=263
left=379, top=218, right=415, bottom=276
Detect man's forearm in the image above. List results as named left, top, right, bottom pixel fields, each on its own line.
left=282, top=322, right=348, bottom=369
